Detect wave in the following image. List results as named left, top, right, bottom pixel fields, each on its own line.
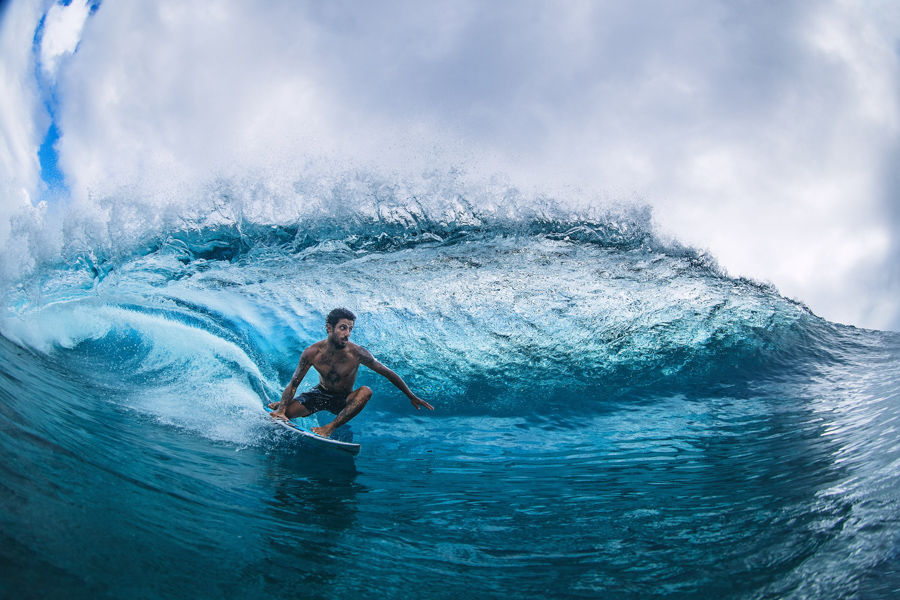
left=2, top=177, right=900, bottom=598
left=1, top=203, right=825, bottom=425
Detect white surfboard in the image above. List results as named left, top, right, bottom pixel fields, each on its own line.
left=269, top=413, right=361, bottom=455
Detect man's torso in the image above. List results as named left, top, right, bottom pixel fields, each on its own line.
left=309, top=340, right=361, bottom=394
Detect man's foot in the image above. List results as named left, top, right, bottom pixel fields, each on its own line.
left=268, top=402, right=279, bottom=410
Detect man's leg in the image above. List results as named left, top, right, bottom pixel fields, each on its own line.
left=312, top=386, right=372, bottom=438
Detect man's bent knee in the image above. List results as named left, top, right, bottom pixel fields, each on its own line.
left=353, top=386, right=373, bottom=404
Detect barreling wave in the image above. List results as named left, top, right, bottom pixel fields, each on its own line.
left=0, top=182, right=820, bottom=424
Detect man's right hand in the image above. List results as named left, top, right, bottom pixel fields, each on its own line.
left=268, top=402, right=288, bottom=420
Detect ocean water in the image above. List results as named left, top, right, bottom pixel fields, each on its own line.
left=1, top=185, right=899, bottom=599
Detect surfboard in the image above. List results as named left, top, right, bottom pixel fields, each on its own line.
left=268, top=412, right=361, bottom=455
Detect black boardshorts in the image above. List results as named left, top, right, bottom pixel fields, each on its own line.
left=295, top=385, right=350, bottom=415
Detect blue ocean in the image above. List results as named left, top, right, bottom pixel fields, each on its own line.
left=1, top=179, right=899, bottom=599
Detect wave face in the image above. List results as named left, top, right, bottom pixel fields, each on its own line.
left=2, top=189, right=900, bottom=598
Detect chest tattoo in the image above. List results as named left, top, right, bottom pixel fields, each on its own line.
left=325, top=369, right=341, bottom=385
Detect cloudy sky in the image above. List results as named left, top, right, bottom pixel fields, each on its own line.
left=2, top=0, right=900, bottom=330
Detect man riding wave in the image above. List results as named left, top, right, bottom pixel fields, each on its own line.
left=268, top=308, right=433, bottom=437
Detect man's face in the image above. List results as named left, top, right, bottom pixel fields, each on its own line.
left=326, top=319, right=354, bottom=348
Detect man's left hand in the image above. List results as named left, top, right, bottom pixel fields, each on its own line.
left=411, top=396, right=434, bottom=411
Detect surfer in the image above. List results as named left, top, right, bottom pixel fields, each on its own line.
left=268, top=308, right=434, bottom=437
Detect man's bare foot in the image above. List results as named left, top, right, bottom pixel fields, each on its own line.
left=268, top=402, right=279, bottom=409
left=310, top=425, right=334, bottom=438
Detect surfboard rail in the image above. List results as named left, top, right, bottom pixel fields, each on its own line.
left=268, top=413, right=361, bottom=455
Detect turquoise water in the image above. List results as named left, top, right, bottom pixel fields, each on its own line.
left=2, top=208, right=900, bottom=598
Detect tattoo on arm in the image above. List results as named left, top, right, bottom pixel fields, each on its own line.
left=282, top=351, right=312, bottom=407
left=358, top=346, right=414, bottom=396
left=358, top=346, right=376, bottom=368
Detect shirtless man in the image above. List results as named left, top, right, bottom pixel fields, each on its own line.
left=268, top=308, right=433, bottom=438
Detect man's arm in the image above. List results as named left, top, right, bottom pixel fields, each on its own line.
left=270, top=348, right=314, bottom=419
left=358, top=347, right=434, bottom=411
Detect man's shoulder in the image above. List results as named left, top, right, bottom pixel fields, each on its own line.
left=303, top=340, right=328, bottom=355
left=350, top=343, right=376, bottom=363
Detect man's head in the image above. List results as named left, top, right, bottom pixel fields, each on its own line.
left=326, top=308, right=356, bottom=328
left=325, top=308, right=356, bottom=348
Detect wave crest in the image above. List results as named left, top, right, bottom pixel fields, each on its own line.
left=1, top=168, right=683, bottom=281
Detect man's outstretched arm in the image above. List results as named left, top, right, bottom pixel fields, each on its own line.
left=359, top=347, right=434, bottom=411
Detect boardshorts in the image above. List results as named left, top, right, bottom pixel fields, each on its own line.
left=294, top=385, right=350, bottom=415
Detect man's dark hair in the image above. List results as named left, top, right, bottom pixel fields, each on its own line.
left=326, top=308, right=356, bottom=327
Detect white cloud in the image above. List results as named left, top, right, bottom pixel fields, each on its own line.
left=648, top=0, right=900, bottom=329
left=39, top=0, right=91, bottom=80
left=54, top=0, right=339, bottom=200
left=0, top=0, right=48, bottom=241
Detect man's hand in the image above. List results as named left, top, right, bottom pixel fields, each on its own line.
left=268, top=402, right=289, bottom=420
left=410, top=395, right=434, bottom=411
